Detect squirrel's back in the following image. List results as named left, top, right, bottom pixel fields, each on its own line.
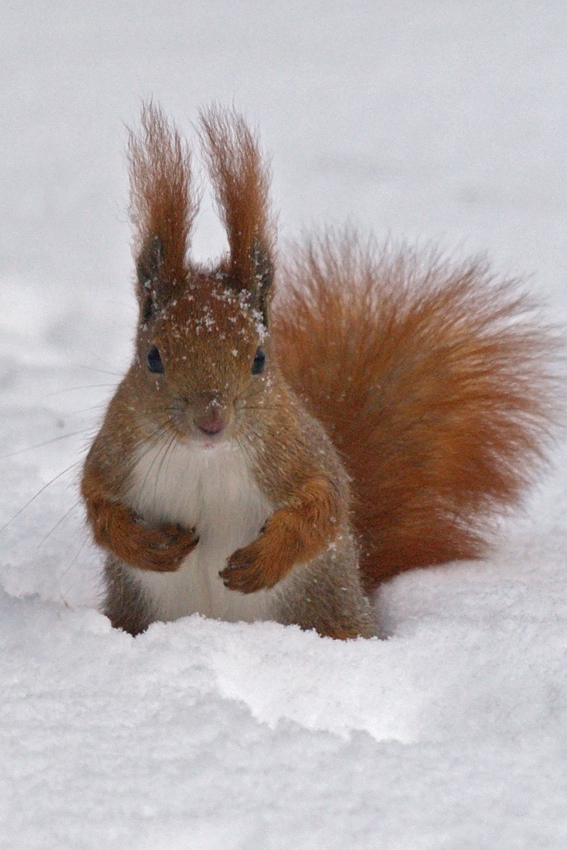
left=273, top=232, right=559, bottom=593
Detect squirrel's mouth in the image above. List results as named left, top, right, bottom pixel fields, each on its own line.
left=170, top=421, right=231, bottom=449
left=192, top=426, right=232, bottom=450
left=199, top=423, right=224, bottom=436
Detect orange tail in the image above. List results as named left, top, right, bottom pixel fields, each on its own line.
left=273, top=231, right=560, bottom=594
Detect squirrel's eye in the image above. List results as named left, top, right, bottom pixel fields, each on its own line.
left=147, top=346, right=164, bottom=374
left=251, top=347, right=266, bottom=375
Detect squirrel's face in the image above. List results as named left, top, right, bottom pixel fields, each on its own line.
left=133, top=274, right=271, bottom=446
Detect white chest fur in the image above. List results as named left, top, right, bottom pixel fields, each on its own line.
left=125, top=435, right=275, bottom=623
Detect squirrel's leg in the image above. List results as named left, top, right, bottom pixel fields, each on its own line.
left=84, top=493, right=199, bottom=572
left=103, top=554, right=155, bottom=635
left=220, top=477, right=341, bottom=593
left=274, top=532, right=377, bottom=639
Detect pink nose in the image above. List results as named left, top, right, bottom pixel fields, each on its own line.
left=197, top=412, right=226, bottom=435
left=193, top=399, right=229, bottom=436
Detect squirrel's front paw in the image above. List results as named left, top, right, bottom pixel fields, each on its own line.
left=220, top=542, right=282, bottom=594
left=138, top=522, right=199, bottom=572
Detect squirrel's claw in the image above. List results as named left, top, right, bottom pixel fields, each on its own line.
left=220, top=543, right=278, bottom=594
left=140, top=523, right=199, bottom=572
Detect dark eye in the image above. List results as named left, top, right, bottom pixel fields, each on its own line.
left=147, top=346, right=164, bottom=374
left=251, top=348, right=266, bottom=375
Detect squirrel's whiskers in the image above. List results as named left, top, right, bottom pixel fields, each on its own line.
left=80, top=103, right=559, bottom=639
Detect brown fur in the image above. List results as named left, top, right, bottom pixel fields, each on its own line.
left=128, top=103, right=198, bottom=302
left=81, top=103, right=558, bottom=639
left=220, top=475, right=343, bottom=592
left=199, top=105, right=275, bottom=287
left=103, top=555, right=155, bottom=636
left=82, top=104, right=371, bottom=639
left=83, top=493, right=199, bottom=573
left=273, top=232, right=559, bottom=593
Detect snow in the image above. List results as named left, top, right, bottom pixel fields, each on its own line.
left=3, top=1, right=567, bottom=847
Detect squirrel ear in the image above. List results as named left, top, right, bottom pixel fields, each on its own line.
left=251, top=241, right=274, bottom=328
left=199, top=105, right=276, bottom=321
left=128, top=102, right=199, bottom=316
left=136, top=236, right=165, bottom=322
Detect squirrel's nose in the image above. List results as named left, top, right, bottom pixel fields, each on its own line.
left=196, top=409, right=226, bottom=435
left=192, top=393, right=230, bottom=436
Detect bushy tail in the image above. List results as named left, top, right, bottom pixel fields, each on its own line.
left=273, top=231, right=560, bottom=593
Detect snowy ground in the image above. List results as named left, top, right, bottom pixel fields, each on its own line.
left=3, top=2, right=567, bottom=848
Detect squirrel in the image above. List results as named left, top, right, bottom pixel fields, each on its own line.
left=81, top=103, right=558, bottom=639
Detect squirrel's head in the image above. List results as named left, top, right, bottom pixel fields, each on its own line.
left=127, top=103, right=276, bottom=446
left=133, top=254, right=273, bottom=444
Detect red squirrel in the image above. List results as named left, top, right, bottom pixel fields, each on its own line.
left=81, top=103, right=557, bottom=639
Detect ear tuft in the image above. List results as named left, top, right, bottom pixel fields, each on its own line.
left=199, top=105, right=276, bottom=317
left=128, top=103, right=199, bottom=312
